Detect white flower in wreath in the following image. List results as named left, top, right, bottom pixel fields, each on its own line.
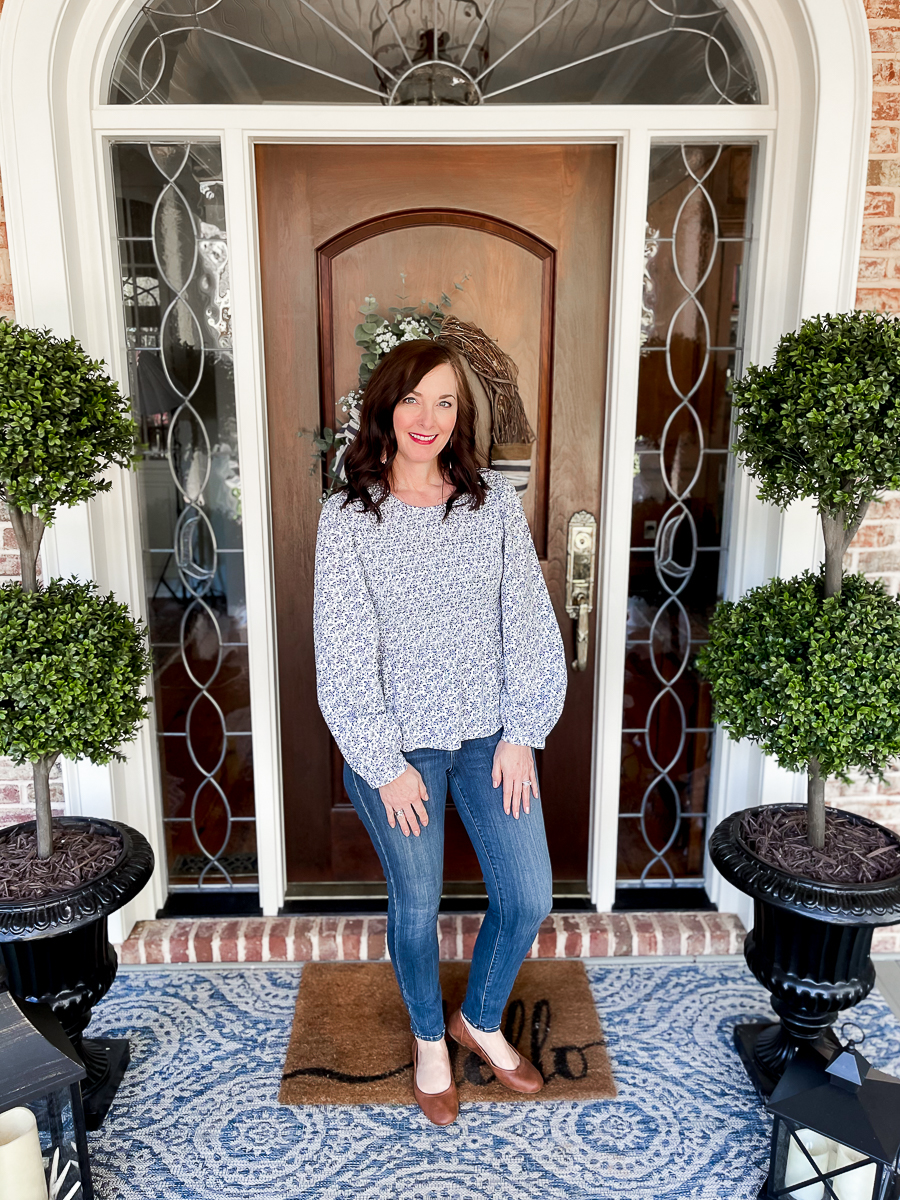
left=314, top=286, right=467, bottom=499
left=373, top=324, right=400, bottom=353
left=398, top=316, right=431, bottom=342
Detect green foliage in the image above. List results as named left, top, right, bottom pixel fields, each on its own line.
left=697, top=571, right=900, bottom=779
left=0, top=321, right=138, bottom=523
left=0, top=578, right=152, bottom=766
left=730, top=311, right=900, bottom=519
left=300, top=277, right=469, bottom=499
left=353, top=277, right=468, bottom=386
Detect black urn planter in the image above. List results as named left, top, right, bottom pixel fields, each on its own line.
left=710, top=804, right=900, bottom=1099
left=0, top=816, right=154, bottom=1130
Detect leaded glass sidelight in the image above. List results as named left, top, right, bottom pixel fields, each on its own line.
left=111, top=142, right=257, bottom=893
left=618, top=143, right=754, bottom=890
left=109, top=0, right=759, bottom=106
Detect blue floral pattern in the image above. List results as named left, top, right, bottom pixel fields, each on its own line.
left=86, top=962, right=900, bottom=1199
left=313, top=470, right=567, bottom=788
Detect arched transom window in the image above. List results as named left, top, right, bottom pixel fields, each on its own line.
left=110, top=0, right=760, bottom=106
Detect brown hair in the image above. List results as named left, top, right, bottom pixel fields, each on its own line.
left=338, top=338, right=489, bottom=521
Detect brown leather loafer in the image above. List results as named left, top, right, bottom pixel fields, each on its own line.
left=411, top=1036, right=459, bottom=1125
left=447, top=1008, right=544, bottom=1094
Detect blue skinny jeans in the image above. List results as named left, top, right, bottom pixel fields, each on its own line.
left=343, top=728, right=553, bottom=1041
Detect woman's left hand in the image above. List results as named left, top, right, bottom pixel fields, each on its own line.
left=491, top=739, right=538, bottom=819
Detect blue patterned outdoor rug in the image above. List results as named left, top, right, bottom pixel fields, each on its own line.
left=84, top=961, right=900, bottom=1200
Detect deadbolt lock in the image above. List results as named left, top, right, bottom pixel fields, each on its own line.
left=565, top=510, right=597, bottom=672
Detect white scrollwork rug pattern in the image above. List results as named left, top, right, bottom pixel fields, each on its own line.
left=84, top=962, right=900, bottom=1199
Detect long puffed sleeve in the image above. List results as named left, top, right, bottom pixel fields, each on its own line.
left=498, top=481, right=568, bottom=747
left=313, top=497, right=408, bottom=789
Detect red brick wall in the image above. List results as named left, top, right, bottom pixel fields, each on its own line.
left=860, top=1, right=900, bottom=315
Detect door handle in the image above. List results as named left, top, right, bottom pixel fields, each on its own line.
left=565, top=510, right=598, bottom=671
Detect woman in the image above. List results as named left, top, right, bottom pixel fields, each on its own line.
left=313, top=338, right=567, bottom=1125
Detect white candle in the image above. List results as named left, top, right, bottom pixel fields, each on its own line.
left=784, top=1128, right=833, bottom=1200
left=0, top=1107, right=48, bottom=1200
left=831, top=1144, right=876, bottom=1200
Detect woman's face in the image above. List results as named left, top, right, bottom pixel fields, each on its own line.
left=391, top=361, right=458, bottom=469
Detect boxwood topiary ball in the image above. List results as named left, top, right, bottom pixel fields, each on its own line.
left=730, top=311, right=900, bottom=518
left=0, top=320, right=137, bottom=525
left=0, top=578, right=152, bottom=766
left=697, top=570, right=900, bottom=780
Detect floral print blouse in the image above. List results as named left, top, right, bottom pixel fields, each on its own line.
left=313, top=469, right=567, bottom=788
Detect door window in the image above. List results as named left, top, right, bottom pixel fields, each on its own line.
left=111, top=142, right=258, bottom=895
left=619, top=143, right=754, bottom=892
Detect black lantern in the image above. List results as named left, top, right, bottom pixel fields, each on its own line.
left=760, top=1043, right=900, bottom=1200
left=0, top=989, right=93, bottom=1200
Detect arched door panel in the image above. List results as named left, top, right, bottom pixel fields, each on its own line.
left=320, top=212, right=553, bottom=545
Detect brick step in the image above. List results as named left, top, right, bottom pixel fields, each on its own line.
left=119, top=911, right=746, bottom=965
left=873, top=926, right=900, bottom=954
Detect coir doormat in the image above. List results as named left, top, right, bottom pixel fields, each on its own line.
left=279, top=960, right=616, bottom=1105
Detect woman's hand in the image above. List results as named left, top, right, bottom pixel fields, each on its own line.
left=492, top=739, right=538, bottom=819
left=379, top=765, right=429, bottom=837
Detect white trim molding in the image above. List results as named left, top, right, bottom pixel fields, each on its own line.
left=0, top=0, right=873, bottom=929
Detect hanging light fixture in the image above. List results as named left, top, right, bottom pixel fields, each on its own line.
left=371, top=0, right=490, bottom=104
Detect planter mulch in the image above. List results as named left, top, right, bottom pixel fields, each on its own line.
left=741, top=806, right=900, bottom=886
left=0, top=823, right=122, bottom=901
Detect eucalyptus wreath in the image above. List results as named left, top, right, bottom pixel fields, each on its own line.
left=354, top=291, right=454, bottom=386
left=301, top=276, right=536, bottom=501
left=300, top=280, right=466, bottom=496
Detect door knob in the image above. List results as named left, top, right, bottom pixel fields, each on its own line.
left=565, top=510, right=597, bottom=671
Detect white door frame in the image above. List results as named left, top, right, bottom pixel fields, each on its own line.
left=0, top=0, right=870, bottom=932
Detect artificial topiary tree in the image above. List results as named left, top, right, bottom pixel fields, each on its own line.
left=0, top=581, right=152, bottom=857
left=0, top=319, right=148, bottom=859
left=0, top=321, right=137, bottom=592
left=699, top=311, right=900, bottom=851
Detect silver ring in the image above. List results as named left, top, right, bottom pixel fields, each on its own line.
left=523, top=780, right=532, bottom=789
left=394, top=809, right=405, bottom=819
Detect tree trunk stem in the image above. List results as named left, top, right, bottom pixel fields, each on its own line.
left=8, top=504, right=44, bottom=594
left=807, top=757, right=826, bottom=850
left=821, top=511, right=844, bottom=599
left=33, top=755, right=57, bottom=859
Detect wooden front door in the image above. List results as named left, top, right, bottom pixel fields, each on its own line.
left=256, top=144, right=615, bottom=892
